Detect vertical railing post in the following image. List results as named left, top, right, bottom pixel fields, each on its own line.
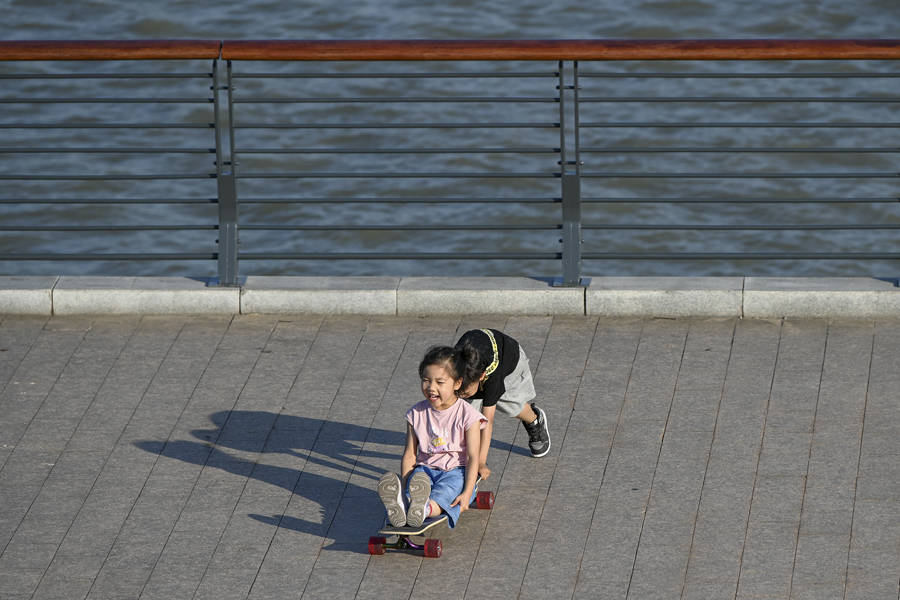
left=555, top=60, right=586, bottom=287
left=213, top=58, right=239, bottom=286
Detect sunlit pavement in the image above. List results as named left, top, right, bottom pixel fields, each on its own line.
left=0, top=314, right=897, bottom=599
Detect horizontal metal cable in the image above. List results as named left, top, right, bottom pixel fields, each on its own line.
left=233, top=71, right=558, bottom=79
left=577, top=71, right=900, bottom=79
left=580, top=146, right=900, bottom=153
left=581, top=171, right=899, bottom=178
left=0, top=73, right=212, bottom=79
left=241, top=224, right=558, bottom=231
left=236, top=171, right=558, bottom=179
left=236, top=146, right=559, bottom=154
left=0, top=225, right=216, bottom=231
left=0, top=173, right=215, bottom=180
left=0, top=122, right=214, bottom=129
left=239, top=196, right=556, bottom=204
left=233, top=95, right=558, bottom=103
left=580, top=121, right=900, bottom=128
left=581, top=252, right=900, bottom=260
left=238, top=252, right=561, bottom=260
left=578, top=95, right=900, bottom=103
left=581, top=223, right=900, bottom=230
left=0, top=253, right=216, bottom=260
left=0, top=97, right=212, bottom=104
left=0, top=197, right=217, bottom=204
left=233, top=121, right=559, bottom=129
left=581, top=196, right=900, bottom=203
left=241, top=223, right=900, bottom=232
left=0, top=147, right=214, bottom=154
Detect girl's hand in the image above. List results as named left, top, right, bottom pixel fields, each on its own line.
left=478, top=462, right=491, bottom=480
left=451, top=489, right=473, bottom=512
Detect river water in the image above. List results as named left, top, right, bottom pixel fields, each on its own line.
left=3, top=0, right=899, bottom=280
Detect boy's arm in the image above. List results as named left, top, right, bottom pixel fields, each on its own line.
left=477, top=405, right=495, bottom=479
left=400, top=423, right=417, bottom=483
left=451, top=422, right=482, bottom=512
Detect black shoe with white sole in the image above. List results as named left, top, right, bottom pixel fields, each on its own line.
left=523, top=403, right=550, bottom=458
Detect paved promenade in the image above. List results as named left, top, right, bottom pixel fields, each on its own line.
left=0, top=313, right=898, bottom=599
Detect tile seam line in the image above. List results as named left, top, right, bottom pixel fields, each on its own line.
left=13, top=316, right=143, bottom=597
left=243, top=317, right=324, bottom=598
left=734, top=317, right=786, bottom=597
left=567, top=317, right=644, bottom=599
left=624, top=319, right=691, bottom=600
left=356, top=324, right=418, bottom=599
left=680, top=317, right=739, bottom=599
left=0, top=317, right=96, bottom=558
left=785, top=319, right=829, bottom=599
left=137, top=316, right=240, bottom=599
left=463, top=314, right=508, bottom=600
left=86, top=315, right=232, bottom=599
left=274, top=315, right=332, bottom=600
left=517, top=315, right=590, bottom=600
left=837, top=321, right=875, bottom=600
left=298, top=318, right=370, bottom=599
left=184, top=317, right=281, bottom=600
left=567, top=316, right=614, bottom=600
left=79, top=316, right=202, bottom=600
left=0, top=313, right=52, bottom=399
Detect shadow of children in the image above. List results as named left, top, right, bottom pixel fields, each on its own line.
left=135, top=410, right=406, bottom=550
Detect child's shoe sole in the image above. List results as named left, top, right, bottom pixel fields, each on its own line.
left=406, top=471, right=432, bottom=528
left=378, top=472, right=406, bottom=527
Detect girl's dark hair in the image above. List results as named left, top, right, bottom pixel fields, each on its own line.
left=418, top=345, right=462, bottom=380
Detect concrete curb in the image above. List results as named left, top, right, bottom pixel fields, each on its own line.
left=1, top=275, right=899, bottom=318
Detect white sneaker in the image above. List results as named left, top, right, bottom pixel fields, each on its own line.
left=406, top=471, right=432, bottom=528
left=378, top=472, right=406, bottom=527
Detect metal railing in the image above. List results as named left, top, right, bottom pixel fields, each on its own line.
left=1, top=39, right=899, bottom=286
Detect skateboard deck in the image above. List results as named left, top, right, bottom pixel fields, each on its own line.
left=378, top=514, right=450, bottom=537
left=368, top=480, right=494, bottom=558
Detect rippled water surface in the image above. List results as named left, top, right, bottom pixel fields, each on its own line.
left=3, top=0, right=900, bottom=279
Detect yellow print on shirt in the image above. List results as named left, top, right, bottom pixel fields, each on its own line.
left=429, top=424, right=449, bottom=452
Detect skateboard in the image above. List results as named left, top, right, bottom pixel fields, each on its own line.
left=368, top=481, right=495, bottom=558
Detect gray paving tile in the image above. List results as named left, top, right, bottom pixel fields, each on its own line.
left=572, top=577, right=630, bottom=600
left=0, top=568, right=45, bottom=599
left=686, top=514, right=748, bottom=582
left=792, top=532, right=851, bottom=588
left=682, top=579, right=739, bottom=600
left=738, top=520, right=799, bottom=594
left=846, top=541, right=900, bottom=600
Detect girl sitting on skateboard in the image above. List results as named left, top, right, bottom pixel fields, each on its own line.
left=378, top=345, right=487, bottom=529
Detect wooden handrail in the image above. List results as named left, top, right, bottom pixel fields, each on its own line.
left=0, top=40, right=221, bottom=60
left=220, top=39, right=900, bottom=61
left=2, top=39, right=900, bottom=61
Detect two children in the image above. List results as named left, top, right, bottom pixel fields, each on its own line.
left=378, top=330, right=549, bottom=528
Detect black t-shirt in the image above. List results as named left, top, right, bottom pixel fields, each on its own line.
left=455, top=329, right=520, bottom=408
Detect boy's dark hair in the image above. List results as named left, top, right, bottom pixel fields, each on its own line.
left=454, top=335, right=487, bottom=389
left=418, top=345, right=463, bottom=380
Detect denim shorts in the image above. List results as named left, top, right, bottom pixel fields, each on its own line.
left=408, top=465, right=476, bottom=528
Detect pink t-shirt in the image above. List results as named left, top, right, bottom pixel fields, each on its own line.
left=406, top=398, right=487, bottom=471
